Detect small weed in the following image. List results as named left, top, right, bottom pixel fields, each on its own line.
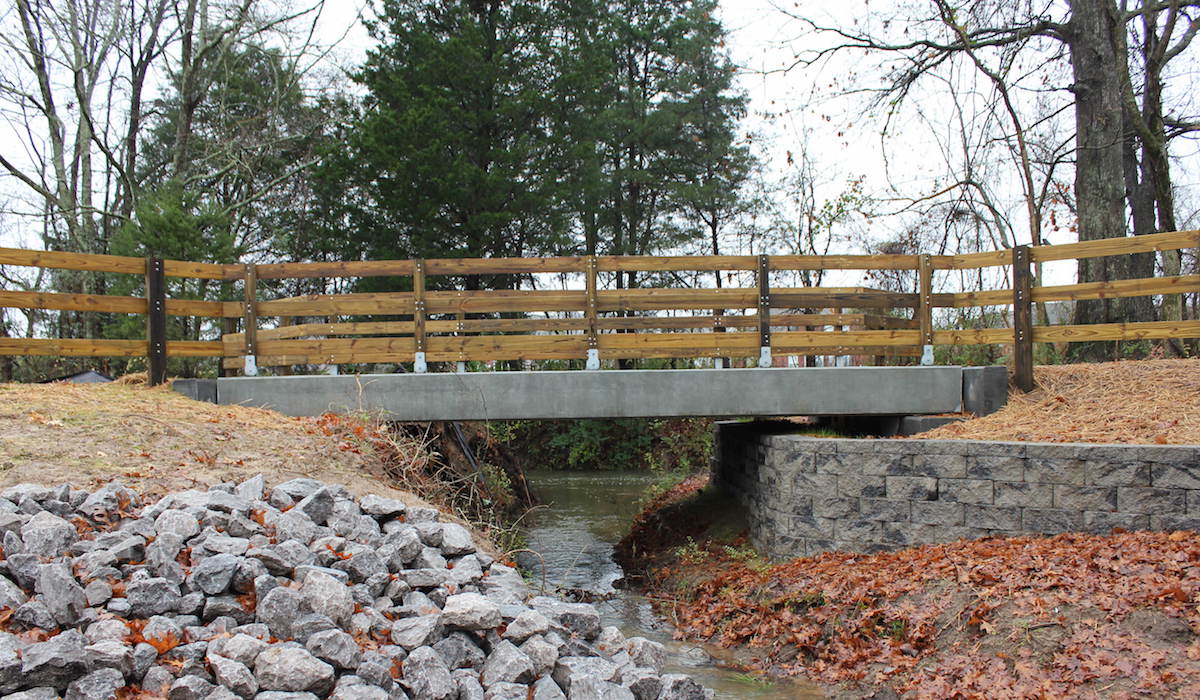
left=674, top=537, right=708, bottom=564
left=729, top=672, right=774, bottom=689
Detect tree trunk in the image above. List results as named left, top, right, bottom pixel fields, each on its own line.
left=1066, top=0, right=1138, bottom=360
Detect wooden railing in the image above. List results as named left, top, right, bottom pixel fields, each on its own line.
left=0, top=230, right=1197, bottom=389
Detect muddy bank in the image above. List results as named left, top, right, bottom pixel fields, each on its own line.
left=618, top=477, right=1200, bottom=698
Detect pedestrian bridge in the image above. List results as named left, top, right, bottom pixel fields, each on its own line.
left=190, top=365, right=1005, bottom=421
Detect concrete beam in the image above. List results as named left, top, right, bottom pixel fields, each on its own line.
left=215, top=366, right=965, bottom=420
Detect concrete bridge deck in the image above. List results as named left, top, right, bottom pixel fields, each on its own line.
left=188, top=366, right=1006, bottom=421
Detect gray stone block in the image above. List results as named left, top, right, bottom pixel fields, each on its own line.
left=813, top=496, right=859, bottom=519
left=911, top=500, right=964, bottom=526
left=827, top=452, right=911, bottom=476
left=1023, top=444, right=1081, bottom=460
left=994, top=481, right=1053, bottom=508
left=968, top=455, right=1024, bottom=481
left=792, top=472, right=838, bottom=495
left=1084, top=511, right=1149, bottom=533
left=1025, top=459, right=1087, bottom=485
left=1053, top=485, right=1117, bottom=511
left=1150, top=514, right=1200, bottom=531
left=938, top=478, right=993, bottom=504
left=812, top=453, right=845, bottom=474
left=1116, top=487, right=1186, bottom=515
left=858, top=498, right=910, bottom=522
left=964, top=505, right=1022, bottom=531
left=1078, top=444, right=1195, bottom=464
left=788, top=514, right=836, bottom=538
left=1151, top=464, right=1200, bottom=490
left=911, top=454, right=968, bottom=479
left=1189, top=491, right=1200, bottom=516
left=1021, top=508, right=1082, bottom=534
left=1085, top=461, right=1151, bottom=487
left=885, top=476, right=937, bottom=501
left=962, top=366, right=1008, bottom=417
left=837, top=475, right=886, bottom=499
left=834, top=519, right=882, bottom=542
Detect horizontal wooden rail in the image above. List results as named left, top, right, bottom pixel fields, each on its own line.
left=0, top=289, right=236, bottom=317
left=0, top=338, right=224, bottom=357
left=0, top=247, right=231, bottom=279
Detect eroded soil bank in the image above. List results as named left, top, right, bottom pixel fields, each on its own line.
left=618, top=476, right=1200, bottom=698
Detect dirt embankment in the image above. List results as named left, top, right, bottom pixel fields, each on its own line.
left=0, top=381, right=519, bottom=553
left=919, top=358, right=1200, bottom=444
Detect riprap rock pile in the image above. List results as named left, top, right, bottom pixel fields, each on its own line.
left=0, top=478, right=711, bottom=700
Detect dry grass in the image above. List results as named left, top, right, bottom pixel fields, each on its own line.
left=918, top=358, right=1200, bottom=444
left=0, top=380, right=433, bottom=506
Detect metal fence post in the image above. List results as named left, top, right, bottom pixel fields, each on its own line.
left=1012, top=245, right=1034, bottom=392
left=145, top=257, right=167, bottom=385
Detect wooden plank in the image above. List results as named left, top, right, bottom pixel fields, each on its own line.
left=769, top=288, right=920, bottom=310
left=929, top=249, right=1013, bottom=270
left=424, top=257, right=586, bottom=275
left=594, top=313, right=871, bottom=331
left=255, top=260, right=416, bottom=280
left=426, top=335, right=588, bottom=361
left=1030, top=229, right=1200, bottom=263
left=1032, top=320, right=1200, bottom=343
left=1031, top=275, right=1200, bottom=303
left=918, top=254, right=933, bottom=346
left=0, top=338, right=223, bottom=357
left=256, top=337, right=417, bottom=358
left=146, top=258, right=167, bottom=386
left=162, top=260, right=232, bottom=280
left=259, top=293, right=416, bottom=316
left=770, top=254, right=920, bottom=270
left=597, top=255, right=758, bottom=272
left=1012, top=246, right=1034, bottom=392
left=0, top=290, right=147, bottom=314
left=773, top=329, right=922, bottom=349
left=426, top=290, right=586, bottom=314
left=165, top=299, right=239, bottom=318
left=931, top=289, right=1013, bottom=308
left=0, top=247, right=147, bottom=275
left=933, top=328, right=1013, bottom=345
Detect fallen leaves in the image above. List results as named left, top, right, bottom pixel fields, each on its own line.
left=651, top=529, right=1200, bottom=697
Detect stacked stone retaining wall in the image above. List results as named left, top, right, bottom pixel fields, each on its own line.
left=714, top=422, right=1200, bottom=559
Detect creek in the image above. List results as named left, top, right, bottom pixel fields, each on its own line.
left=516, top=470, right=824, bottom=699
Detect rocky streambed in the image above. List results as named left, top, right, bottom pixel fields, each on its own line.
left=0, top=477, right=708, bottom=699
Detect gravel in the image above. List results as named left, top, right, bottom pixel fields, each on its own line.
left=0, top=477, right=704, bottom=699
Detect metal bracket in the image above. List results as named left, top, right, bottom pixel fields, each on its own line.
left=714, top=357, right=724, bottom=369
left=414, top=352, right=427, bottom=373
left=921, top=345, right=934, bottom=366
left=244, top=355, right=259, bottom=377
left=585, top=348, right=600, bottom=370
left=758, top=346, right=773, bottom=368
left=456, top=361, right=466, bottom=374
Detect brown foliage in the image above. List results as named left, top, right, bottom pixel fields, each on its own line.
left=654, top=530, right=1200, bottom=696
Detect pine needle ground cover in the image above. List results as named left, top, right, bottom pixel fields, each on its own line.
left=920, top=358, right=1200, bottom=444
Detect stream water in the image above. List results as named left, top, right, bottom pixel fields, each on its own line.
left=517, top=471, right=824, bottom=699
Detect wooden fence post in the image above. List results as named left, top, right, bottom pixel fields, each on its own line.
left=918, top=254, right=934, bottom=365
left=585, top=256, right=599, bottom=369
left=145, top=257, right=167, bottom=386
left=757, top=254, right=772, bottom=367
left=242, top=263, right=258, bottom=376
left=413, top=259, right=427, bottom=372
left=1012, top=245, right=1034, bottom=392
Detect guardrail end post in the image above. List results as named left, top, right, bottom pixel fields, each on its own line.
left=585, top=348, right=600, bottom=370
